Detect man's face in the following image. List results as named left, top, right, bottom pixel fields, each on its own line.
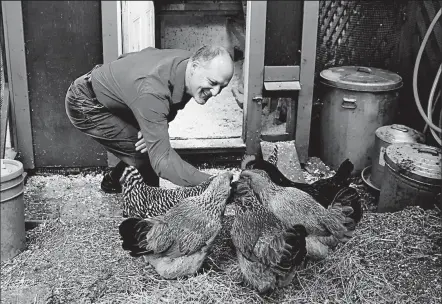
left=187, top=55, right=234, bottom=105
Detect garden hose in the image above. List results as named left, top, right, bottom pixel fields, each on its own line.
left=413, top=8, right=441, bottom=144
left=426, top=65, right=441, bottom=145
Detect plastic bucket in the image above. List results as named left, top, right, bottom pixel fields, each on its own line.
left=1, top=159, right=26, bottom=262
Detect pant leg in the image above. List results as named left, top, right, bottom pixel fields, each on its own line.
left=65, top=69, right=159, bottom=185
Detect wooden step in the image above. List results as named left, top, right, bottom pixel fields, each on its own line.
left=171, top=137, right=246, bottom=154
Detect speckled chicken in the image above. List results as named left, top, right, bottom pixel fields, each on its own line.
left=245, top=146, right=362, bottom=225
left=230, top=176, right=307, bottom=294
left=240, top=169, right=356, bottom=261
left=118, top=172, right=233, bottom=279
left=120, top=166, right=212, bottom=218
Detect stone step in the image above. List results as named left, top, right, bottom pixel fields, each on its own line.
left=260, top=140, right=306, bottom=183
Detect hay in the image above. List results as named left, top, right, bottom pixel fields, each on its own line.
left=1, top=166, right=441, bottom=304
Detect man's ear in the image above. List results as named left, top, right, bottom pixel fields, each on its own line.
left=191, top=60, right=199, bottom=69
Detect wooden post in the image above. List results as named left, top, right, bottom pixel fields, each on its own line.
left=243, top=1, right=267, bottom=156
left=296, top=1, right=319, bottom=163
left=101, top=1, right=122, bottom=167
left=1, top=1, right=34, bottom=169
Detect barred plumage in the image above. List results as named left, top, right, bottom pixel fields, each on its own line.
left=120, top=166, right=212, bottom=218
left=119, top=172, right=234, bottom=279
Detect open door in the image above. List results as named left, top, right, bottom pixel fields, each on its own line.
left=121, top=1, right=155, bottom=52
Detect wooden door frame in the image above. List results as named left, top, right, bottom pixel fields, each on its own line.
left=296, top=1, right=319, bottom=163
left=1, top=1, right=35, bottom=169
left=101, top=1, right=123, bottom=166
left=242, top=1, right=267, bottom=156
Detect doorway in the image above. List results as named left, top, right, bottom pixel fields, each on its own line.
left=120, top=1, right=245, bottom=141
left=119, top=3, right=247, bottom=143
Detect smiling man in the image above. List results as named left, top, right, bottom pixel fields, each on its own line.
left=65, top=45, right=234, bottom=192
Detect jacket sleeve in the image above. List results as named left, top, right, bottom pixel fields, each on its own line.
left=128, top=92, right=212, bottom=187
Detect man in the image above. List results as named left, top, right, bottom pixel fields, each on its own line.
left=65, top=45, right=234, bottom=193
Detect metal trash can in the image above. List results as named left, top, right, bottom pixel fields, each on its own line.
left=371, top=124, right=425, bottom=189
left=319, top=66, right=403, bottom=172
left=1, top=159, right=26, bottom=262
left=377, top=143, right=441, bottom=213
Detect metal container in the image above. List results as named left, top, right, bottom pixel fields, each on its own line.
left=319, top=66, right=403, bottom=172
left=1, top=159, right=26, bottom=262
left=371, top=124, right=425, bottom=188
left=377, top=143, right=441, bottom=213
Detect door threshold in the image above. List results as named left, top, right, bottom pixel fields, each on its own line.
left=171, top=137, right=246, bottom=154
left=171, top=137, right=246, bottom=166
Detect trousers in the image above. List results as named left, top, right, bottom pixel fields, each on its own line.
left=65, top=65, right=159, bottom=186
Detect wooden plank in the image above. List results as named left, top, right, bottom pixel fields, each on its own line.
left=1, top=1, right=34, bottom=169
left=264, top=66, right=300, bottom=82
left=296, top=1, right=319, bottom=163
left=102, top=1, right=123, bottom=167
left=264, top=1, right=303, bottom=66
left=243, top=1, right=267, bottom=156
left=22, top=1, right=106, bottom=168
left=101, top=1, right=122, bottom=65
left=0, top=84, right=9, bottom=158
left=285, top=94, right=297, bottom=138
left=264, top=81, right=301, bottom=91
left=171, top=137, right=246, bottom=154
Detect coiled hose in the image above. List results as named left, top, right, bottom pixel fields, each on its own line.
left=413, top=8, right=441, bottom=145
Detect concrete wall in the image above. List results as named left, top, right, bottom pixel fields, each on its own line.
left=160, top=14, right=236, bottom=53
left=157, top=1, right=243, bottom=54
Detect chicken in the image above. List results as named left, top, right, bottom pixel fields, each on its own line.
left=120, top=166, right=212, bottom=218
left=230, top=176, right=307, bottom=294
left=240, top=169, right=355, bottom=261
left=244, top=147, right=362, bottom=224
left=118, top=172, right=233, bottom=279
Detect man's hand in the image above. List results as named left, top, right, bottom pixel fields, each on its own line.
left=135, top=131, right=148, bottom=154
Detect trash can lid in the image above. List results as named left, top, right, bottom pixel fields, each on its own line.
left=384, top=143, right=441, bottom=185
left=1, top=159, right=24, bottom=183
left=319, top=66, right=403, bottom=92
left=375, top=124, right=425, bottom=144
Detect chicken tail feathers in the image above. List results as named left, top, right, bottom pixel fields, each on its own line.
left=332, top=159, right=354, bottom=184
left=119, top=217, right=154, bottom=257
left=331, top=187, right=363, bottom=227
left=322, top=199, right=358, bottom=244
left=277, top=224, right=308, bottom=271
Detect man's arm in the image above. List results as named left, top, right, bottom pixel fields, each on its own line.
left=129, top=92, right=212, bottom=187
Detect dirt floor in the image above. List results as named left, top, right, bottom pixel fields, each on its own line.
left=1, top=158, right=441, bottom=304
